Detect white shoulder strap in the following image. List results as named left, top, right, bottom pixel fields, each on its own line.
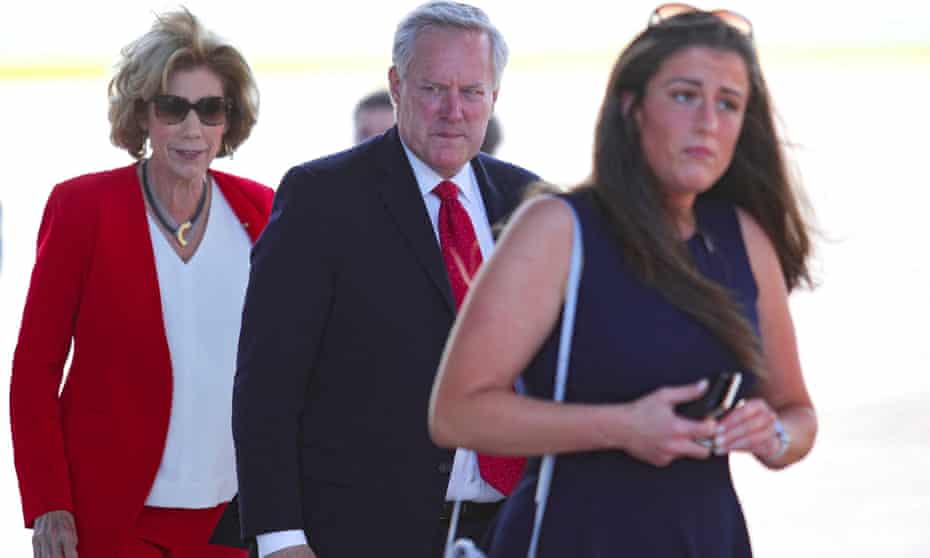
left=527, top=196, right=583, bottom=558
left=445, top=196, right=584, bottom=558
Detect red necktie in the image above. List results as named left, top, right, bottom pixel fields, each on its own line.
left=434, top=180, right=525, bottom=496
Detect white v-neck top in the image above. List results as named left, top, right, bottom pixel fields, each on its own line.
left=144, top=182, right=251, bottom=508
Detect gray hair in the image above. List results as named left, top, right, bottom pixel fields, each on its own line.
left=392, top=1, right=508, bottom=88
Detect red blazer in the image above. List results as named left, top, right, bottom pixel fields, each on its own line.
left=10, top=164, right=273, bottom=552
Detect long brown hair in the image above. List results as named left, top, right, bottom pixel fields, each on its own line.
left=586, top=11, right=813, bottom=375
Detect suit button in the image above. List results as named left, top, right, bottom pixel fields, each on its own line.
left=438, top=461, right=452, bottom=474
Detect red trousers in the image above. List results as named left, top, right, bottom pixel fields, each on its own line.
left=123, top=503, right=247, bottom=558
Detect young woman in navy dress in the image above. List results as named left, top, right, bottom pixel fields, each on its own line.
left=430, top=5, right=817, bottom=556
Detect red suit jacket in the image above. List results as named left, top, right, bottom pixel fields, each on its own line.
left=10, top=163, right=273, bottom=555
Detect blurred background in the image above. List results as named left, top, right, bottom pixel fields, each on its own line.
left=1, top=1, right=928, bottom=555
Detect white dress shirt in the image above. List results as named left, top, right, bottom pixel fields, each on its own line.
left=144, top=182, right=249, bottom=508
left=401, top=143, right=504, bottom=505
left=256, top=146, right=503, bottom=558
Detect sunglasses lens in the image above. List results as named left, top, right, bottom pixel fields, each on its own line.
left=152, top=95, right=228, bottom=126
left=153, top=95, right=189, bottom=124
left=650, top=3, right=753, bottom=37
left=713, top=11, right=753, bottom=36
left=194, top=97, right=228, bottom=126
left=654, top=3, right=695, bottom=21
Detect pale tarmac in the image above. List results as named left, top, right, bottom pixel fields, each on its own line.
left=1, top=56, right=928, bottom=556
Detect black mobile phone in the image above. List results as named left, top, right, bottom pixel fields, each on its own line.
left=675, top=371, right=743, bottom=420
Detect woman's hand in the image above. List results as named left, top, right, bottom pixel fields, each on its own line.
left=618, top=380, right=718, bottom=467
left=713, top=398, right=780, bottom=459
left=33, top=510, right=78, bottom=558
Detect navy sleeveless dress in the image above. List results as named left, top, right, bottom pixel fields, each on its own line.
left=489, top=191, right=759, bottom=557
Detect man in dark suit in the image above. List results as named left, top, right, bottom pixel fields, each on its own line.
left=226, top=3, right=539, bottom=557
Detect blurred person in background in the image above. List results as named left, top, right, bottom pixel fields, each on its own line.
left=9, top=8, right=272, bottom=557
left=480, top=113, right=501, bottom=154
left=221, top=2, right=538, bottom=557
left=353, top=89, right=395, bottom=144
left=430, top=5, right=817, bottom=557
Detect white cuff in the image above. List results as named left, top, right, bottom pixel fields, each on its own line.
left=256, top=530, right=309, bottom=558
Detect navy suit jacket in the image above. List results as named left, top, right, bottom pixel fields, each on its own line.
left=224, top=127, right=538, bottom=557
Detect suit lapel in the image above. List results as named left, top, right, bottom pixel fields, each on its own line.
left=212, top=172, right=268, bottom=244
left=372, top=128, right=456, bottom=313
left=110, top=165, right=174, bottom=386
left=471, top=154, right=510, bottom=226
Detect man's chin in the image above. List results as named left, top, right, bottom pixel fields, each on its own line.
left=424, top=150, right=474, bottom=177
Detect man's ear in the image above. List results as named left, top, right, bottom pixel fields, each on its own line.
left=388, top=67, right=401, bottom=105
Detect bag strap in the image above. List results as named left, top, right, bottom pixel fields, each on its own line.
left=527, top=196, right=583, bottom=558
left=445, top=196, right=584, bottom=558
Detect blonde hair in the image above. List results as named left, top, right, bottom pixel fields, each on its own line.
left=108, top=7, right=259, bottom=158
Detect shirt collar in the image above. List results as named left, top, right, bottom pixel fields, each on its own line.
left=400, top=140, right=479, bottom=204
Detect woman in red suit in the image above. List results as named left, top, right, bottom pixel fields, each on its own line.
left=10, top=9, right=273, bottom=557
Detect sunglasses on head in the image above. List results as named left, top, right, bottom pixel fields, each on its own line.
left=649, top=3, right=753, bottom=38
left=151, top=94, right=231, bottom=126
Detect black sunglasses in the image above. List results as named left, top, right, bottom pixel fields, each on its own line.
left=151, top=94, right=231, bottom=126
left=649, top=3, right=753, bottom=38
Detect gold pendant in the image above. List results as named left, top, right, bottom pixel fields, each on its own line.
left=176, top=222, right=192, bottom=247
